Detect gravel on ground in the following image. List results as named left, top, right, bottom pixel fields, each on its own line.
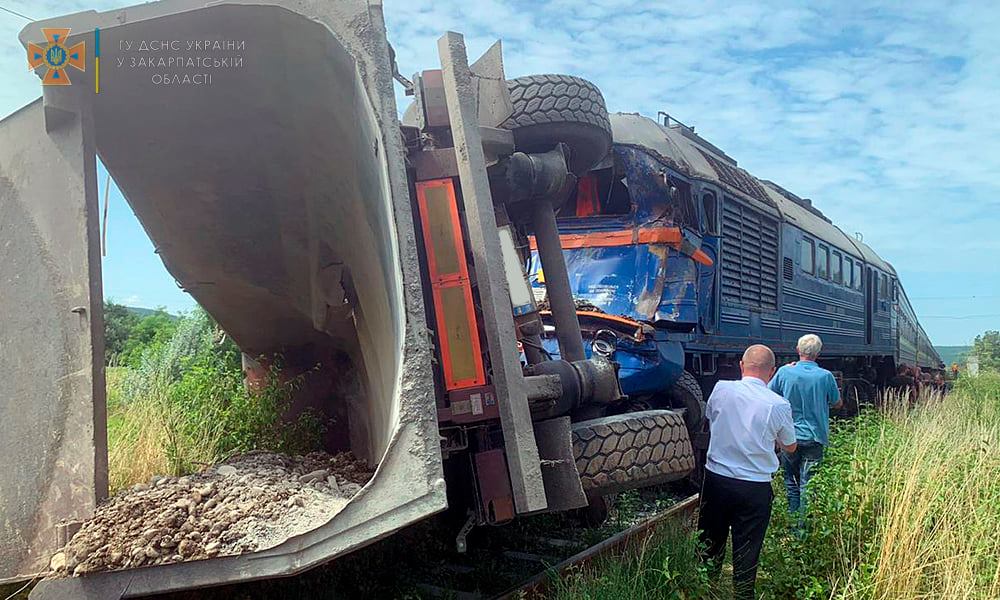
left=50, top=451, right=373, bottom=577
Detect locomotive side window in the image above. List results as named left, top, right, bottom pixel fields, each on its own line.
left=700, top=192, right=719, bottom=235
left=817, top=244, right=829, bottom=279
left=844, top=257, right=853, bottom=288
left=801, top=237, right=814, bottom=274
left=880, top=273, right=888, bottom=299
left=831, top=250, right=842, bottom=284
left=854, top=262, right=863, bottom=290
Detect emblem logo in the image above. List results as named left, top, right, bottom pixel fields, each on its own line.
left=27, top=28, right=86, bottom=86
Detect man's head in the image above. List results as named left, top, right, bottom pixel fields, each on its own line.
left=796, top=334, right=823, bottom=361
left=741, top=344, right=776, bottom=382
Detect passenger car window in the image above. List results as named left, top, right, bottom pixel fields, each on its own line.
left=832, top=251, right=842, bottom=284
left=817, top=245, right=829, bottom=279
left=801, top=238, right=814, bottom=274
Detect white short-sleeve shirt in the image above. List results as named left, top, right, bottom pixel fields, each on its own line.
left=704, top=376, right=797, bottom=482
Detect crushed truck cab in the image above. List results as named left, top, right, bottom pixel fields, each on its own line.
left=0, top=1, right=697, bottom=596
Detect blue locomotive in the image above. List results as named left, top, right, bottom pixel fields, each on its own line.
left=530, top=112, right=942, bottom=423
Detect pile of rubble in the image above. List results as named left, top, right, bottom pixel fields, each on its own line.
left=50, top=451, right=373, bottom=577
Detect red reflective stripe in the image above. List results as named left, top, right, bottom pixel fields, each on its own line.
left=528, top=226, right=684, bottom=250
left=527, top=226, right=715, bottom=266
left=414, top=179, right=487, bottom=390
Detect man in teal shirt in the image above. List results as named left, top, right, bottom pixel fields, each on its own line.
left=768, top=334, right=842, bottom=515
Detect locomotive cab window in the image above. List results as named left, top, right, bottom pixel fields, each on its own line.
left=801, top=237, right=814, bottom=274
left=569, top=168, right=632, bottom=218
left=817, top=244, right=829, bottom=279
left=831, top=250, right=842, bottom=284
left=701, top=191, right=719, bottom=235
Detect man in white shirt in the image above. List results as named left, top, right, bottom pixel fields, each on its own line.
left=698, top=344, right=797, bottom=599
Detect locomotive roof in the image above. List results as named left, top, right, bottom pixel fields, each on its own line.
left=609, top=113, right=896, bottom=275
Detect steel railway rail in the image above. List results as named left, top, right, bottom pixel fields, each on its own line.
left=496, top=493, right=700, bottom=599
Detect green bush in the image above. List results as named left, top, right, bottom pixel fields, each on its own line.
left=107, top=307, right=326, bottom=492
left=103, top=300, right=178, bottom=366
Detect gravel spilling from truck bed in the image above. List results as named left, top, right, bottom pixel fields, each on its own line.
left=50, top=451, right=373, bottom=577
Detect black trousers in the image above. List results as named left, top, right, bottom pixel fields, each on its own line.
left=698, top=469, right=774, bottom=599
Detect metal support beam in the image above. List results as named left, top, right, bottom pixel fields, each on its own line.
left=437, top=31, right=547, bottom=514
left=531, top=199, right=586, bottom=362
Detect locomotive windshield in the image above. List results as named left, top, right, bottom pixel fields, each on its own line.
left=558, top=150, right=701, bottom=232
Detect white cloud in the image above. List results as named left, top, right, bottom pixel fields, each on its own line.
left=2, top=0, right=996, bottom=343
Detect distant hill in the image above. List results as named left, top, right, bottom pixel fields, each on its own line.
left=936, top=345, right=971, bottom=366
left=125, top=306, right=179, bottom=320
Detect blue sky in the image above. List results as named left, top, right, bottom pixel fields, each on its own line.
left=2, top=0, right=998, bottom=346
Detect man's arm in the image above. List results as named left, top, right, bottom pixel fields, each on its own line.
left=705, top=381, right=726, bottom=423
left=768, top=368, right=783, bottom=395
left=828, top=373, right=843, bottom=410
left=774, top=403, right=797, bottom=453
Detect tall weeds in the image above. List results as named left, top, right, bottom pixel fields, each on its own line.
left=551, top=375, right=1000, bottom=599
left=832, top=377, right=1000, bottom=599
left=105, top=308, right=325, bottom=495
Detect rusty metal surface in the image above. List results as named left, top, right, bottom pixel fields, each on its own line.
left=11, top=0, right=448, bottom=595
left=0, top=94, right=107, bottom=582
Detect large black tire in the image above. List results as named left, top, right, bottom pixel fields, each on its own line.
left=669, top=371, right=705, bottom=431
left=666, top=371, right=708, bottom=491
left=572, top=410, right=694, bottom=496
left=502, top=74, right=612, bottom=175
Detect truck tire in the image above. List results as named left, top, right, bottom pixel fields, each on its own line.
left=668, top=370, right=705, bottom=431
left=572, top=410, right=694, bottom=496
left=502, top=74, right=612, bottom=175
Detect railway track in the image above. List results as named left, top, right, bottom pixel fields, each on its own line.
left=495, top=493, right=700, bottom=599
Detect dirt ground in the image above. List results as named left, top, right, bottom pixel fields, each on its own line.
left=50, top=451, right=373, bottom=577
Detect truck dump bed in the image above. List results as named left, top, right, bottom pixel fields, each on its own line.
left=0, top=1, right=446, bottom=596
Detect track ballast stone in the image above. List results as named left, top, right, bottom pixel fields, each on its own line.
left=50, top=451, right=373, bottom=577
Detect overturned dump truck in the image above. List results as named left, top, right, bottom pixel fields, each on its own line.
left=1, top=1, right=703, bottom=597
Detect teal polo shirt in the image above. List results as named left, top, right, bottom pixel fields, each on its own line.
left=768, top=360, right=840, bottom=445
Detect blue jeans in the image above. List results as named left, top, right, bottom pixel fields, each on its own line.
left=780, top=441, right=824, bottom=515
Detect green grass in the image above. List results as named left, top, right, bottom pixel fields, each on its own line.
left=106, top=308, right=325, bottom=494
left=550, top=373, right=1000, bottom=599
